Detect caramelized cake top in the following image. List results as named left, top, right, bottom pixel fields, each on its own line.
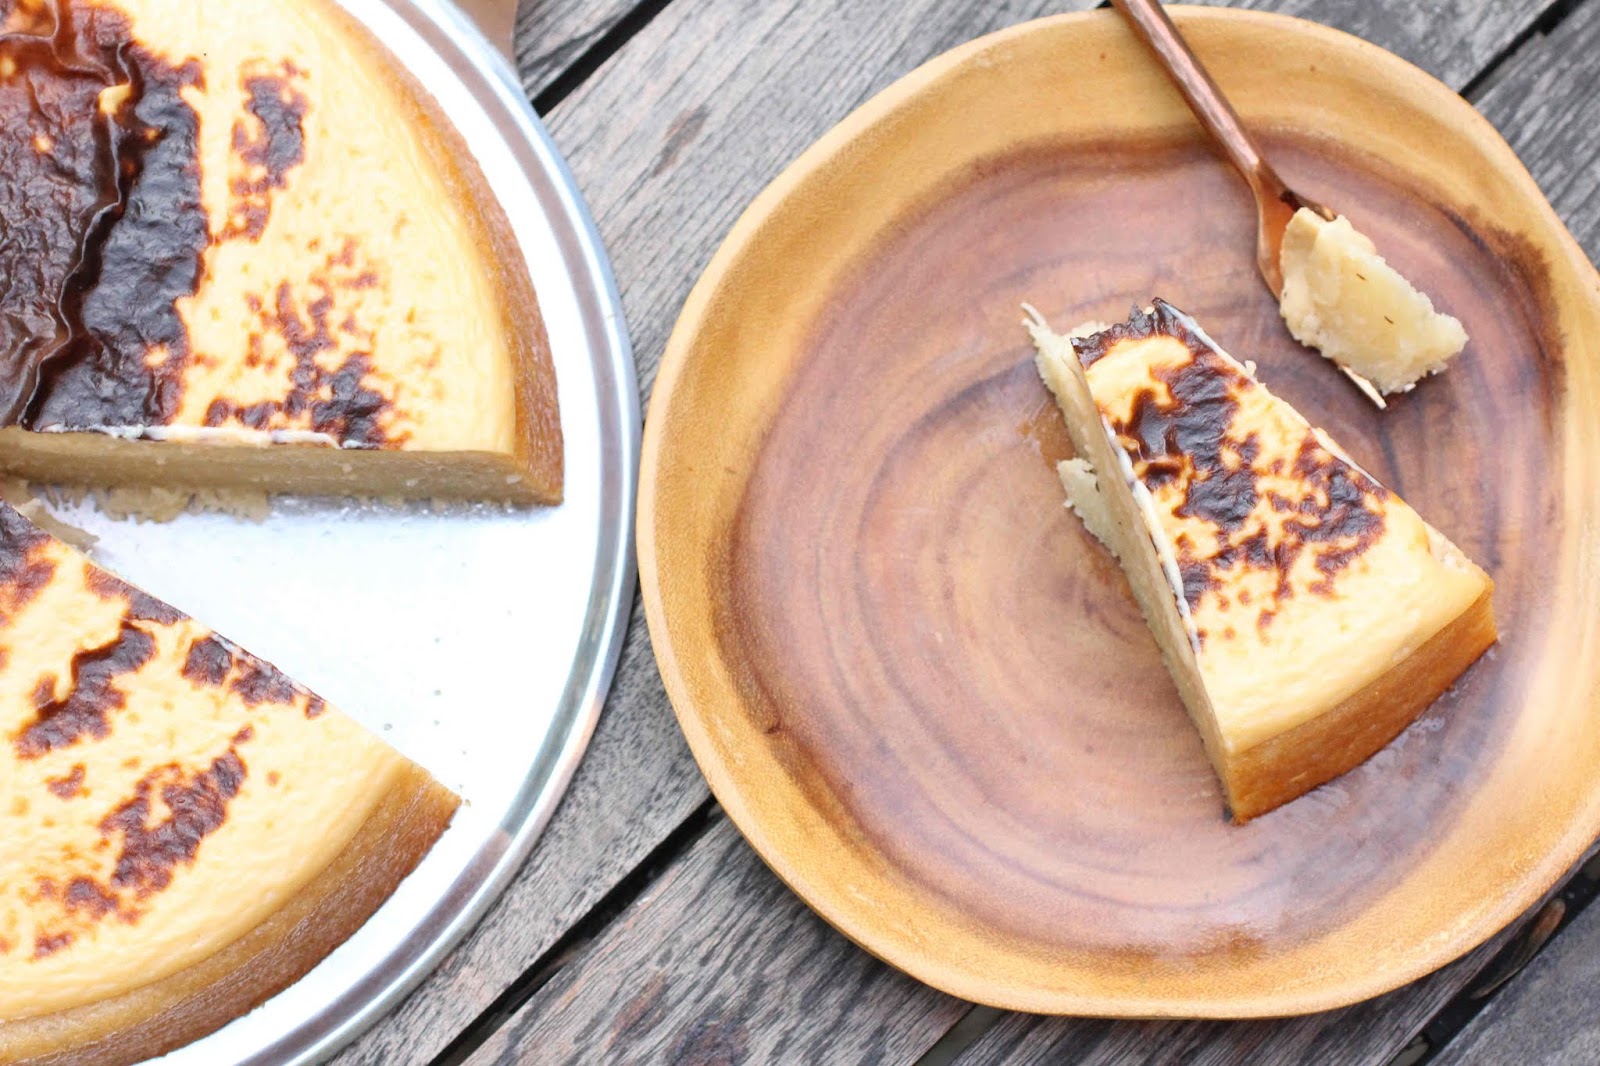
left=1072, top=301, right=1487, bottom=749
left=0, top=0, right=559, bottom=478
left=0, top=503, right=419, bottom=1020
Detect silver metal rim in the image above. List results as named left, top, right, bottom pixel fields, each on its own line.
left=228, top=3, right=639, bottom=1063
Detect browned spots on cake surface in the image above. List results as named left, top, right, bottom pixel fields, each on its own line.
left=1098, top=300, right=1390, bottom=630
left=32, top=931, right=72, bottom=958
left=23, top=733, right=256, bottom=952
left=12, top=550, right=197, bottom=759
left=46, top=764, right=87, bottom=799
left=1287, top=433, right=1390, bottom=595
left=61, top=876, right=117, bottom=919
left=201, top=240, right=405, bottom=446
left=223, top=59, right=309, bottom=241
left=183, top=630, right=316, bottom=716
left=101, top=743, right=249, bottom=901
left=1072, top=300, right=1189, bottom=369
left=13, top=623, right=157, bottom=758
left=182, top=633, right=236, bottom=687
left=0, top=504, right=57, bottom=619
left=229, top=655, right=298, bottom=707
left=86, top=566, right=186, bottom=625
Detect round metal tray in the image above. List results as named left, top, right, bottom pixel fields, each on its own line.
left=47, top=2, right=639, bottom=1062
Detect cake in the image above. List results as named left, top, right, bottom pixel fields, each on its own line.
left=1029, top=300, right=1495, bottom=821
left=0, top=0, right=562, bottom=503
left=0, top=1, right=541, bottom=1059
left=1278, top=208, right=1468, bottom=394
left=0, top=503, right=458, bottom=1065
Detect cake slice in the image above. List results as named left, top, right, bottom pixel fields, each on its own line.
left=1028, top=300, right=1495, bottom=821
left=0, top=0, right=561, bottom=504
left=0, top=503, right=458, bottom=1065
left=1278, top=208, right=1468, bottom=393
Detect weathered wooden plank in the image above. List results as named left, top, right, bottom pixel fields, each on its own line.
left=958, top=1, right=1600, bottom=1061
left=1473, top=0, right=1600, bottom=247
left=1221, top=0, right=1556, bottom=91
left=1433, top=893, right=1600, bottom=1063
left=354, top=0, right=1581, bottom=1062
left=512, top=0, right=641, bottom=101
left=462, top=817, right=968, bottom=1065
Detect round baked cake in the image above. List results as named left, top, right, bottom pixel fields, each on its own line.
left=0, top=0, right=560, bottom=1061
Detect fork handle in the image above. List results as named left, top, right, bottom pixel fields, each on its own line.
left=453, top=0, right=518, bottom=60
left=1110, top=0, right=1292, bottom=206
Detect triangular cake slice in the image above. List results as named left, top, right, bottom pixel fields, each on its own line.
left=1028, top=300, right=1495, bottom=821
left=0, top=0, right=561, bottom=504
left=0, top=503, right=457, bottom=1064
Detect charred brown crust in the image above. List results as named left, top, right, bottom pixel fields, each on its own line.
left=1071, top=298, right=1203, bottom=368
left=0, top=762, right=459, bottom=1066
left=1082, top=300, right=1391, bottom=642
left=0, top=1, right=404, bottom=445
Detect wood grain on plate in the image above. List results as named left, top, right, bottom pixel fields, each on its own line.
left=347, top=0, right=1578, bottom=1061
left=640, top=7, right=1600, bottom=1017
left=965, top=0, right=1600, bottom=1053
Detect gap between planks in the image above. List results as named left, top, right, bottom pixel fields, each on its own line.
left=527, top=0, right=681, bottom=116
left=432, top=799, right=722, bottom=1066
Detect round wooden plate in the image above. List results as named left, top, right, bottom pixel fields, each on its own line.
left=639, top=8, right=1600, bottom=1016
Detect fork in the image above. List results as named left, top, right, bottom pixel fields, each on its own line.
left=1111, top=0, right=1387, bottom=408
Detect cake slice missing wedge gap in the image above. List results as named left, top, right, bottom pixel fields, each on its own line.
left=0, top=502, right=457, bottom=1065
left=1027, top=300, right=1495, bottom=821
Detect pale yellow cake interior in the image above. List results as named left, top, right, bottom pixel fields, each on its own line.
left=1278, top=209, right=1468, bottom=394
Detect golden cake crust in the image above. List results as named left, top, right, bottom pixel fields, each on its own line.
left=0, top=761, right=457, bottom=1066
left=1225, top=588, right=1496, bottom=820
left=0, top=496, right=460, bottom=1061
left=315, top=0, right=562, bottom=503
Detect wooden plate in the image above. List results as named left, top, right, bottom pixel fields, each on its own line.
left=639, top=7, right=1600, bottom=1016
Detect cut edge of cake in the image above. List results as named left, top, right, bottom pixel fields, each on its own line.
left=1025, top=302, right=1496, bottom=821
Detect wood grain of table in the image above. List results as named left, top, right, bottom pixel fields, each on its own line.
left=343, top=0, right=1600, bottom=1062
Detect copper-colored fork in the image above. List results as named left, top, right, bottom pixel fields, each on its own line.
left=1111, top=0, right=1387, bottom=409
left=454, top=0, right=519, bottom=60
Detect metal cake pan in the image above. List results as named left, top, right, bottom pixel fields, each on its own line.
left=29, top=1, right=640, bottom=1062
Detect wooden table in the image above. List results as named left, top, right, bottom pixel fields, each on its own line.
left=346, top=1, right=1600, bottom=1062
